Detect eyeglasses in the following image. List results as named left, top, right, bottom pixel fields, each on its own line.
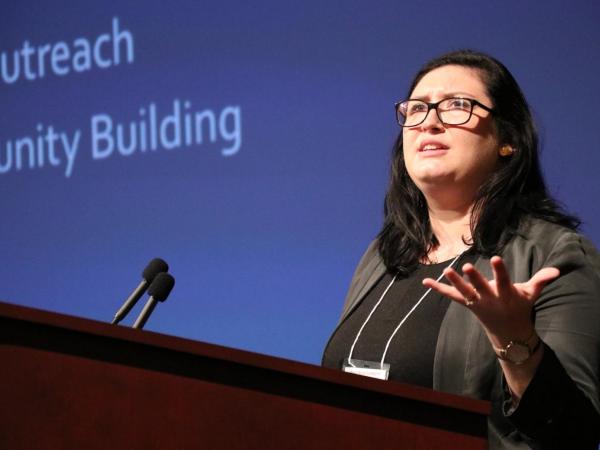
left=395, top=97, right=494, bottom=127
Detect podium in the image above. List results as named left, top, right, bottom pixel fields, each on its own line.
left=0, top=301, right=489, bottom=449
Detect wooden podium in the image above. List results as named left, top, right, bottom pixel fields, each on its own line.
left=0, top=301, right=489, bottom=449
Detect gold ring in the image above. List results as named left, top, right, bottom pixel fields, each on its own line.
left=464, top=289, right=479, bottom=306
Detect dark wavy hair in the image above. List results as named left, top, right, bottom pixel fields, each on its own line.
left=378, top=49, right=579, bottom=275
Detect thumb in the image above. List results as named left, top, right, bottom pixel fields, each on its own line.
left=527, top=267, right=560, bottom=298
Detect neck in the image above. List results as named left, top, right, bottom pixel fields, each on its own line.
left=424, top=196, right=474, bottom=262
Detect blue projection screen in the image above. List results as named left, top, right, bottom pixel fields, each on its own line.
left=2, top=1, right=599, bottom=363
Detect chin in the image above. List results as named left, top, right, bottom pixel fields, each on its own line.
left=412, top=171, right=453, bottom=187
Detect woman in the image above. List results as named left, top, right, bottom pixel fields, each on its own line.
left=322, top=50, right=600, bottom=449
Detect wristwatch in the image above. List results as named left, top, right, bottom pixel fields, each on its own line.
left=493, top=331, right=542, bottom=365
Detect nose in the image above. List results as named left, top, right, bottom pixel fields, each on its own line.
left=419, top=106, right=444, bottom=132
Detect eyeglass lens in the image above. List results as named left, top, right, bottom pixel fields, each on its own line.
left=398, top=98, right=473, bottom=127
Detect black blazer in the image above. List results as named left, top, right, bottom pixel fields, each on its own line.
left=330, top=218, right=600, bottom=449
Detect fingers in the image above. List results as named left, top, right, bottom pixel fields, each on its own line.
left=530, top=267, right=560, bottom=284
left=490, top=256, right=514, bottom=299
left=461, top=263, right=495, bottom=298
left=526, top=267, right=560, bottom=298
left=423, top=268, right=480, bottom=307
left=443, top=267, right=482, bottom=302
left=422, top=277, right=466, bottom=304
left=424, top=260, right=561, bottom=312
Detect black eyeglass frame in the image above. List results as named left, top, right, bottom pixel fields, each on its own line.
left=394, top=97, right=495, bottom=128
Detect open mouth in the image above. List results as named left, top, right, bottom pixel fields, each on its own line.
left=419, top=143, right=449, bottom=152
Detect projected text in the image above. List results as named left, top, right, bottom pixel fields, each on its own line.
left=1, top=17, right=134, bottom=84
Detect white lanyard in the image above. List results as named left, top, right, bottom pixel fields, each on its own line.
left=346, top=253, right=463, bottom=370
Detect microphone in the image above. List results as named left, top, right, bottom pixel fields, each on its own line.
left=132, top=272, right=175, bottom=329
left=111, top=258, right=169, bottom=325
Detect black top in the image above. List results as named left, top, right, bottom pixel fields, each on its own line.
left=322, top=253, right=475, bottom=388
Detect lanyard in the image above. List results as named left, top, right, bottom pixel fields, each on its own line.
left=347, top=253, right=463, bottom=369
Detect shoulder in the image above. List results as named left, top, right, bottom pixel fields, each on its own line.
left=503, top=217, right=600, bottom=276
left=345, top=239, right=384, bottom=298
left=354, top=240, right=381, bottom=272
left=514, top=216, right=585, bottom=246
left=338, top=240, right=385, bottom=321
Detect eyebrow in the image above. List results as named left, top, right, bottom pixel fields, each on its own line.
left=410, top=92, right=476, bottom=101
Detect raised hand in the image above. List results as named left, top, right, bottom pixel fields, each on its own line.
left=422, top=256, right=560, bottom=343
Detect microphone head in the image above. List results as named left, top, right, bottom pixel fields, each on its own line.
left=148, top=273, right=175, bottom=302
left=142, top=258, right=169, bottom=282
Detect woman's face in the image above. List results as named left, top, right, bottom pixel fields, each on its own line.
left=403, top=65, right=500, bottom=203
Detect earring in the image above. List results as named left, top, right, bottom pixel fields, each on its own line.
left=499, top=145, right=515, bottom=157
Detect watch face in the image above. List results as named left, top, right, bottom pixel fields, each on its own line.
left=505, top=342, right=530, bottom=364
